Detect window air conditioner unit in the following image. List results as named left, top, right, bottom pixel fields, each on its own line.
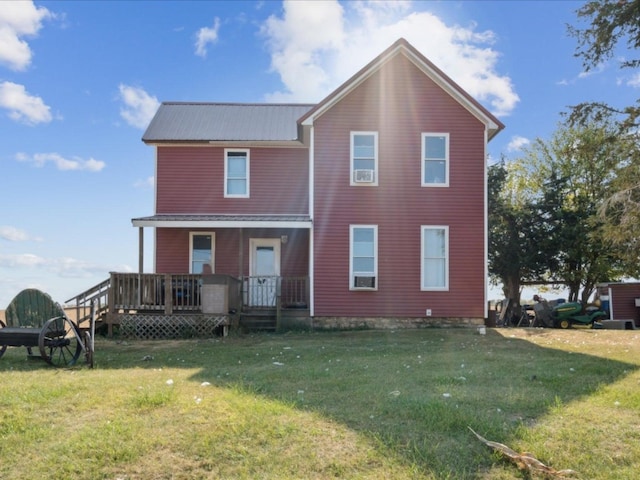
left=354, top=276, right=376, bottom=288
left=354, top=169, right=374, bottom=183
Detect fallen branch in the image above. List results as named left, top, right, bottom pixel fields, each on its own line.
left=468, top=427, right=577, bottom=478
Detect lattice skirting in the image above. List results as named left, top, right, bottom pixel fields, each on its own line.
left=118, top=314, right=229, bottom=339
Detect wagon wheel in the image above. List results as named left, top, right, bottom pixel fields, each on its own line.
left=558, top=318, right=572, bottom=329
left=39, top=316, right=82, bottom=367
left=0, top=320, right=6, bottom=359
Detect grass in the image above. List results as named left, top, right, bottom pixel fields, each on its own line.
left=1, top=327, right=639, bottom=479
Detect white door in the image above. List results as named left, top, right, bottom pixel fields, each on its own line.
left=249, top=239, right=280, bottom=307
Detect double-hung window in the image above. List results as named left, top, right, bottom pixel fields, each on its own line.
left=190, top=232, right=215, bottom=273
left=422, top=133, right=449, bottom=186
left=421, top=226, right=448, bottom=290
left=351, top=132, right=378, bottom=185
left=350, top=225, right=378, bottom=289
left=224, top=149, right=249, bottom=197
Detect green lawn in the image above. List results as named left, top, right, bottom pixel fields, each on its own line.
left=1, top=327, right=639, bottom=479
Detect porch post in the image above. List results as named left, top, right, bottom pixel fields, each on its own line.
left=138, top=227, right=144, bottom=274
left=239, top=228, right=244, bottom=278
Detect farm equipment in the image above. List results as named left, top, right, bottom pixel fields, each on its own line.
left=533, top=296, right=607, bottom=329
left=0, top=288, right=95, bottom=367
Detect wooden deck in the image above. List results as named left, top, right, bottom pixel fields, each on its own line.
left=66, top=273, right=310, bottom=337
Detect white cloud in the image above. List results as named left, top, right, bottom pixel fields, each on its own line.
left=260, top=0, right=518, bottom=116
left=0, top=226, right=30, bottom=242
left=195, top=17, right=221, bottom=57
left=626, top=72, right=640, bottom=88
left=578, top=62, right=606, bottom=79
left=507, top=135, right=530, bottom=152
left=134, top=176, right=155, bottom=189
left=0, top=253, right=130, bottom=278
left=0, top=0, right=53, bottom=71
left=118, top=84, right=160, bottom=129
left=0, top=81, right=52, bottom=124
left=0, top=253, right=46, bottom=268
left=16, top=152, right=106, bottom=172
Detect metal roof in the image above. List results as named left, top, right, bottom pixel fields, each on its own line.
left=142, top=103, right=315, bottom=143
left=131, top=214, right=312, bottom=229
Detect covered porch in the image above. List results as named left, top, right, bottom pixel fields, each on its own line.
left=93, top=213, right=315, bottom=336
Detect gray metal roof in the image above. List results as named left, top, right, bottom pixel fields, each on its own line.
left=142, top=103, right=315, bottom=143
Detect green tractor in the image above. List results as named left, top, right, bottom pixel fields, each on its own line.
left=533, top=296, right=607, bottom=329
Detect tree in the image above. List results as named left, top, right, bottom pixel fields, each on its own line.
left=568, top=0, right=640, bottom=272
left=489, top=123, right=626, bottom=308
left=488, top=159, right=548, bottom=318
left=518, top=123, right=625, bottom=303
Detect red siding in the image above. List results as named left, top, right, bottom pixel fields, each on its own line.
left=313, top=53, right=486, bottom=318
left=155, top=146, right=309, bottom=214
left=156, top=227, right=308, bottom=278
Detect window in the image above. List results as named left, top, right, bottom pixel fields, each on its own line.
left=190, top=232, right=215, bottom=273
left=225, top=149, right=249, bottom=197
left=351, top=132, right=378, bottom=185
left=422, top=133, right=449, bottom=186
left=350, top=225, right=377, bottom=289
left=421, top=226, right=448, bottom=290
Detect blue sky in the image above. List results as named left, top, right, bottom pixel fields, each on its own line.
left=1, top=0, right=638, bottom=308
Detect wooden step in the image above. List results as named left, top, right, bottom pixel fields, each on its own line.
left=240, top=311, right=276, bottom=332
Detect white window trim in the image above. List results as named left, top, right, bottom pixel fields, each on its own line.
left=421, top=133, right=449, bottom=187
left=189, top=232, right=216, bottom=273
left=224, top=148, right=250, bottom=198
left=421, top=226, right=449, bottom=291
left=349, top=225, right=378, bottom=291
left=350, top=131, right=379, bottom=186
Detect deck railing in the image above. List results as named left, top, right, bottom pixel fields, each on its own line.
left=107, top=273, right=308, bottom=314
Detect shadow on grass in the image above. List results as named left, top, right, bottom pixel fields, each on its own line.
left=1, top=328, right=637, bottom=478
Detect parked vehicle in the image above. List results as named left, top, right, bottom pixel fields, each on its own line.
left=533, top=295, right=607, bottom=329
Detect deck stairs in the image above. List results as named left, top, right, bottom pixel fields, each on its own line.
left=65, top=279, right=110, bottom=331
left=240, top=308, right=277, bottom=332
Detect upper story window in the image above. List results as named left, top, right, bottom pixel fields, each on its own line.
left=190, top=232, right=215, bottom=273
left=421, top=226, right=448, bottom=290
left=351, top=132, right=378, bottom=186
left=422, top=133, right=449, bottom=187
left=225, top=149, right=249, bottom=197
left=350, top=225, right=378, bottom=290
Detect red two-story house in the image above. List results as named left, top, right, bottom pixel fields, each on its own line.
left=130, top=38, right=504, bottom=332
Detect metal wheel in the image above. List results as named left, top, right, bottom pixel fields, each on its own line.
left=0, top=320, right=7, bottom=359
left=39, top=316, right=82, bottom=367
left=558, top=318, right=572, bottom=329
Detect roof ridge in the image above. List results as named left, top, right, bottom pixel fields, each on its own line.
left=161, top=101, right=317, bottom=107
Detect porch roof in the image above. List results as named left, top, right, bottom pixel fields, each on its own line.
left=131, top=214, right=312, bottom=229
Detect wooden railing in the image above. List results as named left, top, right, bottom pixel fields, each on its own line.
left=68, top=273, right=309, bottom=322
left=110, top=273, right=204, bottom=313
left=65, top=278, right=110, bottom=329
left=279, top=276, right=309, bottom=308
left=241, top=276, right=309, bottom=310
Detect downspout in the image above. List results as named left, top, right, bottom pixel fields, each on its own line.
left=309, top=126, right=315, bottom=317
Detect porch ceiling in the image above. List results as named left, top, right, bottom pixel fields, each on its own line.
left=131, top=214, right=312, bottom=229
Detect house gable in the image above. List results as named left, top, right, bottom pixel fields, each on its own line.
left=299, top=38, right=504, bottom=140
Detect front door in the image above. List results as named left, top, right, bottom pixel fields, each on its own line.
left=249, top=238, right=280, bottom=307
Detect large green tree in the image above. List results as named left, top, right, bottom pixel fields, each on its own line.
left=524, top=123, right=625, bottom=302
left=488, top=159, right=548, bottom=317
left=489, top=123, right=625, bottom=307
left=568, top=0, right=640, bottom=272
